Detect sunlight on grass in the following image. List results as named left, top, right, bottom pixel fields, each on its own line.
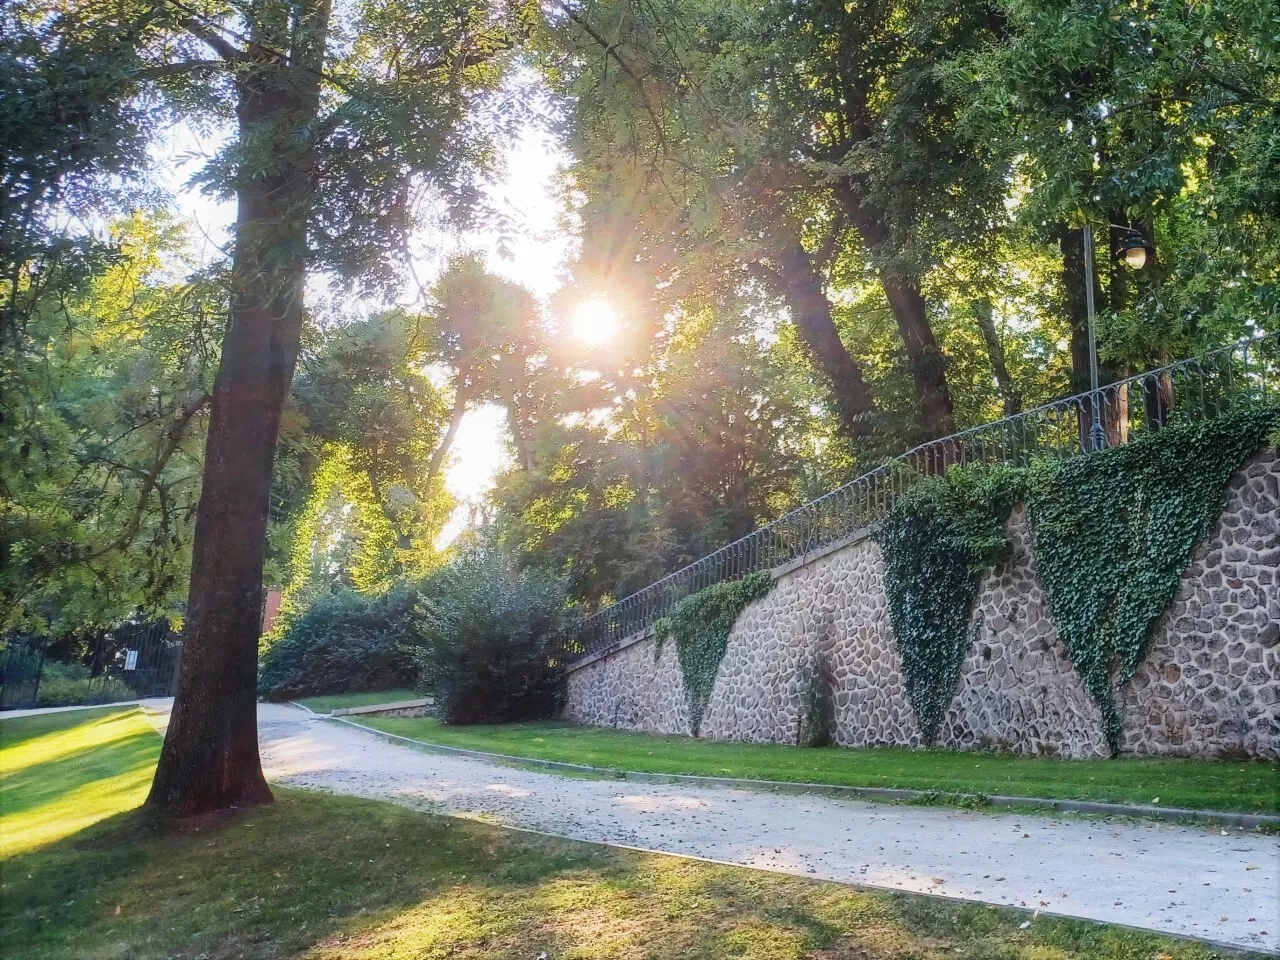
left=0, top=709, right=1241, bottom=960
left=0, top=707, right=159, bottom=856
left=1, top=765, right=155, bottom=857
left=0, top=707, right=149, bottom=771
left=305, top=889, right=494, bottom=959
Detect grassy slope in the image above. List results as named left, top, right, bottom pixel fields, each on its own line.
left=360, top=717, right=1280, bottom=814
left=1, top=707, right=1251, bottom=960
left=293, top=689, right=421, bottom=714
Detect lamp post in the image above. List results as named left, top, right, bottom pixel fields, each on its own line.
left=1081, top=224, right=1153, bottom=452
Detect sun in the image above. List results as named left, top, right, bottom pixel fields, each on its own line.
left=570, top=298, right=619, bottom=346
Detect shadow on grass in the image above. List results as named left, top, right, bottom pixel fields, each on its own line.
left=1, top=791, right=626, bottom=959
left=1, top=788, right=1248, bottom=960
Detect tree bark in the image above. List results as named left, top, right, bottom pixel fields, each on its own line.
left=498, top=352, right=535, bottom=471
left=425, top=370, right=471, bottom=486
left=367, top=469, right=414, bottom=553
left=973, top=298, right=1021, bottom=415
left=882, top=281, right=953, bottom=437
left=1142, top=371, right=1173, bottom=429
left=832, top=179, right=953, bottom=437
left=764, top=226, right=879, bottom=440
left=739, top=178, right=878, bottom=441
left=501, top=385, right=535, bottom=471
left=147, top=4, right=331, bottom=816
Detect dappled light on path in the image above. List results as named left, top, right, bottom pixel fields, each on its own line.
left=233, top=703, right=1280, bottom=952
left=617, top=793, right=712, bottom=812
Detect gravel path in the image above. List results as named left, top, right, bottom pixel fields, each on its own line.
left=161, top=703, right=1278, bottom=951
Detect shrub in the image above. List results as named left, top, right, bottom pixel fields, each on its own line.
left=36, top=660, right=133, bottom=707
left=258, top=583, right=422, bottom=700
left=413, top=552, right=567, bottom=725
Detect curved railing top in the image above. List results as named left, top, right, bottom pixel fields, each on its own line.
left=560, top=330, right=1280, bottom=663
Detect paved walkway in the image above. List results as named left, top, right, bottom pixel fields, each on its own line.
left=141, top=703, right=1279, bottom=951
left=0, top=698, right=173, bottom=720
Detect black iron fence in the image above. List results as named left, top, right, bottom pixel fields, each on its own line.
left=0, top=620, right=183, bottom=710
left=560, top=330, right=1280, bottom=664
left=0, top=641, right=46, bottom=710
left=88, top=620, right=184, bottom=702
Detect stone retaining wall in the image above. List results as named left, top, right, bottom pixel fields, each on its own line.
left=564, top=448, right=1280, bottom=759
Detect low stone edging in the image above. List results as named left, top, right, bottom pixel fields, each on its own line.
left=332, top=698, right=433, bottom=718
left=289, top=698, right=433, bottom=718
left=317, top=710, right=1278, bottom=831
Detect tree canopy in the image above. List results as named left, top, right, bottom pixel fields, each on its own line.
left=2, top=0, right=1276, bottom=810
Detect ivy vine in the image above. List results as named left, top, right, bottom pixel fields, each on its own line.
left=1025, top=407, right=1278, bottom=749
left=651, top=411, right=1274, bottom=752
left=876, top=467, right=1027, bottom=743
left=654, top=571, right=772, bottom=735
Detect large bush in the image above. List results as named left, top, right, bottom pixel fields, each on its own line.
left=413, top=553, right=567, bottom=725
left=36, top=660, right=133, bottom=707
left=258, top=583, right=422, bottom=700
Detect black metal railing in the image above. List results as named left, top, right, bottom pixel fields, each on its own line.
left=0, top=620, right=183, bottom=711
left=0, top=641, right=46, bottom=710
left=560, top=330, right=1280, bottom=664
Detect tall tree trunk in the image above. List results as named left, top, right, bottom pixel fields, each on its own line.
left=764, top=227, right=879, bottom=440
left=147, top=4, right=331, bottom=816
left=973, top=298, right=1021, bottom=415
left=882, top=281, right=953, bottom=437
left=368, top=470, right=414, bottom=553
left=501, top=386, right=535, bottom=471
left=1142, top=371, right=1173, bottom=430
left=425, top=370, right=471, bottom=486
left=833, top=179, right=953, bottom=437
left=498, top=353, right=535, bottom=471
left=741, top=179, right=878, bottom=441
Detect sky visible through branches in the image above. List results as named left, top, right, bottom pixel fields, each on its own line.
left=156, top=104, right=575, bottom=547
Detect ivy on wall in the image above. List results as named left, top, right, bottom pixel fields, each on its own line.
left=876, top=468, right=1027, bottom=743
left=877, top=407, right=1276, bottom=753
left=654, top=571, right=772, bottom=735
left=1025, top=408, right=1278, bottom=749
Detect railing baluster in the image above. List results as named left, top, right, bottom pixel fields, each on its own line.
left=564, top=333, right=1280, bottom=661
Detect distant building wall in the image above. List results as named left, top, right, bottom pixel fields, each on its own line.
left=261, top=589, right=283, bottom=635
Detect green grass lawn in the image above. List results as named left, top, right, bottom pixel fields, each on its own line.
left=359, top=716, right=1280, bottom=815
left=2, top=705, right=1254, bottom=959
left=293, top=688, right=421, bottom=713
left=0, top=706, right=159, bottom=857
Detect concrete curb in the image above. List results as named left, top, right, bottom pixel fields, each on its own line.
left=307, top=708, right=1278, bottom=831
left=331, top=698, right=433, bottom=717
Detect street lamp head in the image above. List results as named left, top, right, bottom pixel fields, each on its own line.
left=1119, top=229, right=1154, bottom=270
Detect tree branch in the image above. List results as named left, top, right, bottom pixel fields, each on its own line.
left=140, top=59, right=228, bottom=80
left=79, top=393, right=212, bottom=562
left=169, top=7, right=248, bottom=63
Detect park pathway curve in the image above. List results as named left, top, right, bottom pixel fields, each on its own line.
left=160, top=702, right=1279, bottom=952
